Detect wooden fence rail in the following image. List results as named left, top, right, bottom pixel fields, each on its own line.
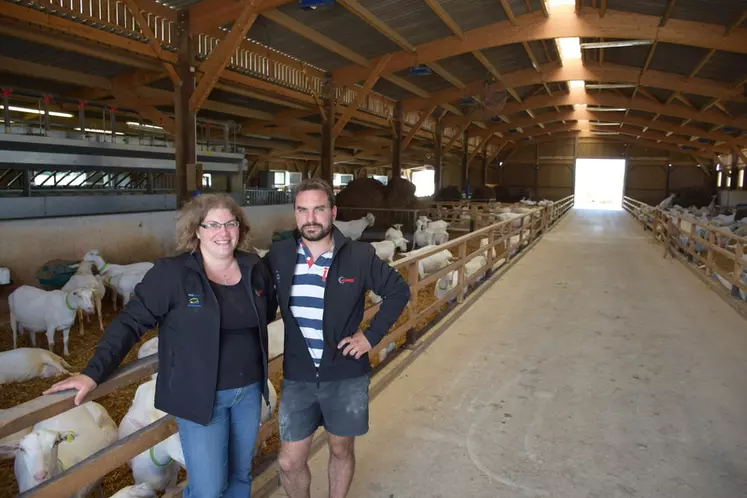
left=623, top=195, right=747, bottom=300
left=1, top=195, right=574, bottom=497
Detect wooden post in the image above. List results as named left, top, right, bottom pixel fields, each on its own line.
left=482, top=152, right=488, bottom=186
left=734, top=241, right=745, bottom=297
left=303, top=161, right=310, bottom=179
left=457, top=241, right=467, bottom=303
left=706, top=229, right=715, bottom=276
left=461, top=126, right=469, bottom=193
left=434, top=120, right=443, bottom=194
left=175, top=10, right=195, bottom=208
left=391, top=100, right=403, bottom=181
left=405, top=260, right=419, bottom=345
left=320, top=75, right=334, bottom=186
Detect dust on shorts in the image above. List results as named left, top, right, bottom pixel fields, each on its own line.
left=278, top=375, right=371, bottom=442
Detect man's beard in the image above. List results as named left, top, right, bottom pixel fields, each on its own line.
left=301, top=222, right=332, bottom=242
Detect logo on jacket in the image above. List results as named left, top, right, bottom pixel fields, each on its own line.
left=187, top=293, right=201, bottom=308
left=255, top=289, right=264, bottom=297
left=338, top=276, right=356, bottom=284
left=275, top=271, right=280, bottom=281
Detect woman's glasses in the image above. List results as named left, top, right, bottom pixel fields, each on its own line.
left=200, top=220, right=240, bottom=230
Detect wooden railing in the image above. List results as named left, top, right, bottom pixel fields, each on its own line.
left=1, top=196, right=573, bottom=497
left=623, top=195, right=747, bottom=301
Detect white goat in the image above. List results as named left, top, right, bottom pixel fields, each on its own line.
left=118, top=379, right=184, bottom=491
left=119, top=376, right=277, bottom=491
left=253, top=247, right=269, bottom=258
left=434, top=271, right=458, bottom=302
left=384, top=224, right=404, bottom=242
left=658, top=193, right=675, bottom=209
left=0, top=348, right=71, bottom=385
left=83, top=250, right=154, bottom=309
left=334, top=213, right=375, bottom=240
left=400, top=245, right=454, bottom=278
left=428, top=227, right=449, bottom=245
left=62, top=260, right=106, bottom=335
left=4, top=402, right=117, bottom=497
left=413, top=220, right=434, bottom=248
left=106, top=269, right=149, bottom=310
left=137, top=337, right=159, bottom=359
left=370, top=238, right=408, bottom=263
left=9, top=286, right=95, bottom=356
left=110, top=483, right=158, bottom=498
left=0, top=267, right=10, bottom=285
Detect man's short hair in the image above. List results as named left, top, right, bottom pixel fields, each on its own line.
left=293, top=178, right=336, bottom=209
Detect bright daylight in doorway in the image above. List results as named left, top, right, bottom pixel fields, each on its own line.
left=574, top=158, right=626, bottom=210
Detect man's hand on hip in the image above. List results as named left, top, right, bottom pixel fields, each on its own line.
left=338, top=332, right=372, bottom=360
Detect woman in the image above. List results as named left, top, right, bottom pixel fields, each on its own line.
left=44, top=193, right=277, bottom=497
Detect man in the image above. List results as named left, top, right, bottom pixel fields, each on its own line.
left=265, top=178, right=410, bottom=498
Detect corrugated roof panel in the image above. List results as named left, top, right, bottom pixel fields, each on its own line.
left=437, top=0, right=508, bottom=32
left=358, top=0, right=454, bottom=46
left=527, top=41, right=553, bottom=65
left=723, top=101, right=747, bottom=117
left=276, top=3, right=400, bottom=60
left=695, top=51, right=747, bottom=83
left=680, top=93, right=713, bottom=109
left=371, top=79, right=418, bottom=101
left=657, top=115, right=686, bottom=125
left=629, top=109, right=656, bottom=120
left=438, top=53, right=494, bottom=83
left=0, top=35, right=130, bottom=78
left=606, top=0, right=669, bottom=16
left=641, top=87, right=674, bottom=102
left=515, top=84, right=544, bottom=100
left=689, top=121, right=717, bottom=131
left=669, top=0, right=747, bottom=27
left=391, top=69, right=454, bottom=93
left=481, top=43, right=534, bottom=74
left=648, top=43, right=711, bottom=77
left=247, top=17, right=352, bottom=70
left=595, top=40, right=652, bottom=68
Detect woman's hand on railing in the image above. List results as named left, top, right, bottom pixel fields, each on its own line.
left=43, top=374, right=98, bottom=406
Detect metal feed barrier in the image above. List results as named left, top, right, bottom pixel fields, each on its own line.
left=0, top=195, right=574, bottom=498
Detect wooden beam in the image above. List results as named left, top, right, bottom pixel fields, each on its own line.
left=660, top=0, right=677, bottom=27
left=332, top=55, right=392, bottom=138
left=434, top=120, right=443, bottom=192
left=392, top=101, right=403, bottom=179
left=175, top=10, right=195, bottom=208
left=190, top=2, right=258, bottom=111
left=600, top=0, right=607, bottom=18
left=424, top=0, right=465, bottom=39
left=122, top=0, right=179, bottom=85
left=403, top=105, right=436, bottom=149
left=332, top=9, right=747, bottom=86
left=427, top=62, right=466, bottom=89
left=403, top=61, right=747, bottom=111
left=261, top=8, right=429, bottom=99
left=320, top=76, right=334, bottom=185
left=189, top=0, right=291, bottom=34
left=338, top=0, right=415, bottom=51
left=111, top=86, right=175, bottom=134
left=498, top=0, right=517, bottom=25
left=725, top=9, right=747, bottom=36
left=461, top=126, right=469, bottom=189
left=443, top=121, right=470, bottom=152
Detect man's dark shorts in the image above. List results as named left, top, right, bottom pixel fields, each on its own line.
left=278, top=375, right=370, bottom=442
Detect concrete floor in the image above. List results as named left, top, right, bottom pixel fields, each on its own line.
left=271, top=209, right=747, bottom=498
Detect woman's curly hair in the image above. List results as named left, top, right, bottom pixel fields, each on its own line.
left=175, top=193, right=251, bottom=253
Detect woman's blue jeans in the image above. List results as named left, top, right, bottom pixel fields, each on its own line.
left=176, top=381, right=262, bottom=498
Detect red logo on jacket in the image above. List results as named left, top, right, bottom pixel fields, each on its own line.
left=337, top=277, right=355, bottom=284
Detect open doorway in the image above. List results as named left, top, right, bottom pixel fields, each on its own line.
left=574, top=158, right=626, bottom=210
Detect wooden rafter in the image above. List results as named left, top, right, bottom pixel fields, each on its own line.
left=485, top=141, right=508, bottom=166
left=403, top=105, right=437, bottom=150
left=190, top=3, right=259, bottom=111
left=443, top=121, right=471, bottom=152
left=332, top=9, right=747, bottom=86
left=331, top=55, right=392, bottom=138
left=188, top=0, right=290, bottom=34
left=600, top=0, right=607, bottom=18
left=424, top=0, right=465, bottom=39
left=404, top=61, right=747, bottom=112
left=122, top=0, right=178, bottom=85
left=660, top=0, right=677, bottom=27
left=261, top=8, right=430, bottom=100
left=498, top=0, right=517, bottom=25
left=725, top=9, right=747, bottom=36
